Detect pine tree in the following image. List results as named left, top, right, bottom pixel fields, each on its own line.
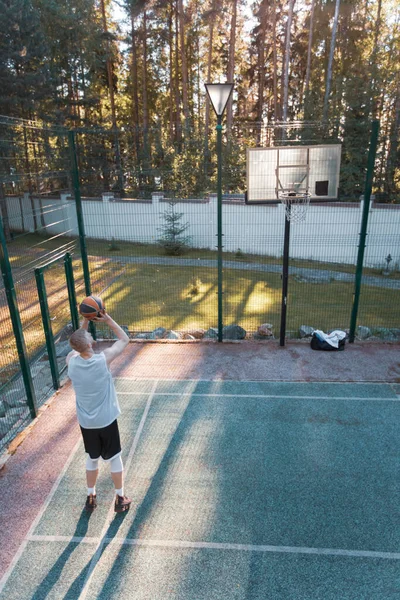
left=157, top=202, right=191, bottom=255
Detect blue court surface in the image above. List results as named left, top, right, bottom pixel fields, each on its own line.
left=1, top=379, right=399, bottom=599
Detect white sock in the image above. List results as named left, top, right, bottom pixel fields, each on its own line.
left=115, top=487, right=124, bottom=497
left=87, top=487, right=96, bottom=496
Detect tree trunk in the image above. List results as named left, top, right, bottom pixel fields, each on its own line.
left=174, top=1, right=182, bottom=148
left=168, top=2, right=175, bottom=143
left=79, top=50, right=89, bottom=124
left=22, top=123, right=38, bottom=232
left=0, top=184, right=11, bottom=242
left=369, top=0, right=382, bottom=119
left=272, top=0, right=278, bottom=120
left=141, top=9, right=153, bottom=191
left=204, top=0, right=216, bottom=176
left=323, top=0, right=341, bottom=121
left=226, top=0, right=237, bottom=132
left=130, top=10, right=141, bottom=163
left=282, top=0, right=295, bottom=123
left=29, top=114, right=46, bottom=229
left=99, top=0, right=123, bottom=195
left=178, top=0, right=190, bottom=131
left=385, top=79, right=400, bottom=198
left=257, top=0, right=267, bottom=130
left=304, top=0, right=315, bottom=109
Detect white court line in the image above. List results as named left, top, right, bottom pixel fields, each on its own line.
left=27, top=534, right=400, bottom=561
left=29, top=535, right=98, bottom=544
left=114, top=377, right=395, bottom=385
left=77, top=380, right=160, bottom=600
left=0, top=436, right=83, bottom=594
left=116, top=391, right=400, bottom=402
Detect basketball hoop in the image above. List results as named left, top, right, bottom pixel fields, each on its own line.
left=278, top=190, right=311, bottom=223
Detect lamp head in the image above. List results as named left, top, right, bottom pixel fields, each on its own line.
left=205, top=83, right=234, bottom=117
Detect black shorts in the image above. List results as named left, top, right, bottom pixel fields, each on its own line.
left=80, top=419, right=121, bottom=461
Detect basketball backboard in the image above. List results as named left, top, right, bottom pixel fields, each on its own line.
left=246, top=145, right=342, bottom=203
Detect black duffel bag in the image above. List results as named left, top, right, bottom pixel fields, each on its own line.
left=310, top=332, right=346, bottom=351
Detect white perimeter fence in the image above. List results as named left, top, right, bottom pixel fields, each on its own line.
left=5, top=192, right=400, bottom=271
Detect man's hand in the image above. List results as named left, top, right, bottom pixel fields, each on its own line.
left=92, top=312, right=112, bottom=324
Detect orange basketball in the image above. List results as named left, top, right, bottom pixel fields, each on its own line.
left=79, top=296, right=105, bottom=320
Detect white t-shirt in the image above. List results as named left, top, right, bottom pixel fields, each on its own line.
left=68, top=352, right=121, bottom=429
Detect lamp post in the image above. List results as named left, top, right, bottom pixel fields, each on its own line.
left=205, top=82, right=234, bottom=342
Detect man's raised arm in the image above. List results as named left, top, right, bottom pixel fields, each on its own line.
left=94, top=313, right=129, bottom=365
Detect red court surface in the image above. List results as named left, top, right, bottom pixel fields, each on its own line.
left=0, top=340, right=399, bottom=581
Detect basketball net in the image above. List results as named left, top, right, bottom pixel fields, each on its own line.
left=278, top=191, right=311, bottom=223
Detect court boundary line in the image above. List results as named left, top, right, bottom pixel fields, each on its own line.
left=27, top=534, right=400, bottom=561
left=77, top=380, right=160, bottom=600
left=2, top=379, right=399, bottom=594
left=117, top=391, right=400, bottom=401
left=0, top=436, right=83, bottom=594
left=113, top=376, right=399, bottom=384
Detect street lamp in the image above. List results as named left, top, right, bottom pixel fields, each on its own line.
left=205, top=82, right=234, bottom=342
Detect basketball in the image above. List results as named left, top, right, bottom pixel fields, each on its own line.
left=79, top=296, right=105, bottom=320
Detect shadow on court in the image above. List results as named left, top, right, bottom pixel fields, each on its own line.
left=31, top=509, right=131, bottom=600
left=31, top=511, right=94, bottom=600
left=92, top=381, right=400, bottom=598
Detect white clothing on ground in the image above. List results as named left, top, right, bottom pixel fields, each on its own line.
left=313, top=329, right=346, bottom=349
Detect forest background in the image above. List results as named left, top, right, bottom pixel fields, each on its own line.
left=0, top=0, right=399, bottom=201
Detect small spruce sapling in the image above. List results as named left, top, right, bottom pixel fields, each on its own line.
left=158, top=202, right=191, bottom=255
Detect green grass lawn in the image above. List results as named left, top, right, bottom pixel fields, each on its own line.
left=93, top=263, right=400, bottom=335
left=7, top=232, right=400, bottom=279
left=1, top=233, right=399, bottom=386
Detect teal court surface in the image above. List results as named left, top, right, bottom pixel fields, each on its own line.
left=1, top=378, right=400, bottom=599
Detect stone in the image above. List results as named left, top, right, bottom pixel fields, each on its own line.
left=6, top=407, right=27, bottom=426
left=55, top=341, right=71, bottom=358
left=110, top=325, right=130, bottom=339
left=186, top=329, right=205, bottom=339
left=134, top=333, right=149, bottom=339
left=299, top=325, right=314, bottom=338
left=372, top=327, right=400, bottom=341
left=257, top=324, right=274, bottom=337
left=204, top=328, right=218, bottom=339
left=30, top=362, right=50, bottom=377
left=166, top=330, right=181, bottom=340
left=148, top=327, right=167, bottom=340
left=0, top=417, right=9, bottom=438
left=294, top=273, right=332, bottom=284
left=3, top=394, right=27, bottom=410
left=2, top=386, right=26, bottom=404
left=183, top=334, right=196, bottom=340
left=59, top=324, right=74, bottom=342
left=357, top=326, right=372, bottom=340
left=223, top=325, right=246, bottom=340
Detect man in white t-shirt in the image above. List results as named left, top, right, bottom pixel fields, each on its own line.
left=66, top=313, right=131, bottom=513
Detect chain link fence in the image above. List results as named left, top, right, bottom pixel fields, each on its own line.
left=0, top=116, right=399, bottom=454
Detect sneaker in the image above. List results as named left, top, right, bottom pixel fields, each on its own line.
left=115, top=494, right=132, bottom=513
left=85, top=494, right=97, bottom=511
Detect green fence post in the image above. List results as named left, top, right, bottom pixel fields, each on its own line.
left=349, top=120, right=380, bottom=343
left=0, top=216, right=37, bottom=418
left=35, top=267, right=60, bottom=390
left=68, top=129, right=95, bottom=338
left=64, top=252, right=79, bottom=331
left=216, top=115, right=224, bottom=343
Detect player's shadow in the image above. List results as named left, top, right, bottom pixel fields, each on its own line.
left=61, top=510, right=129, bottom=599
left=93, top=394, right=196, bottom=596
left=30, top=510, right=95, bottom=600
